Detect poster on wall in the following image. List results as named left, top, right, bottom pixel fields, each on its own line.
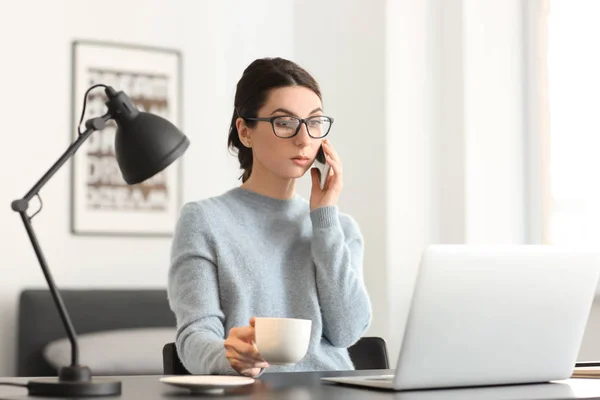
left=71, top=40, right=182, bottom=236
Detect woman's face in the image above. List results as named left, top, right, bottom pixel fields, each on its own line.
left=240, top=86, right=324, bottom=180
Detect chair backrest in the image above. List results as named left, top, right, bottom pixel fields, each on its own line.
left=163, top=336, right=389, bottom=374
left=347, top=336, right=390, bottom=370
left=163, top=342, right=190, bottom=375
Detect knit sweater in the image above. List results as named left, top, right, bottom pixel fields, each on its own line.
left=167, top=187, right=372, bottom=374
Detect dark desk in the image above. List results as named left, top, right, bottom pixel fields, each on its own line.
left=2, top=370, right=600, bottom=400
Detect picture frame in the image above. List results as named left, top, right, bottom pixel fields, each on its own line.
left=70, top=40, right=183, bottom=236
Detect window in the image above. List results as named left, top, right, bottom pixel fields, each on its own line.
left=547, top=0, right=600, bottom=245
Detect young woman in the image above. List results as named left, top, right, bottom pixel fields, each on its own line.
left=168, top=57, right=371, bottom=377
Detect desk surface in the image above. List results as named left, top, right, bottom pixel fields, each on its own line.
left=2, top=370, right=600, bottom=400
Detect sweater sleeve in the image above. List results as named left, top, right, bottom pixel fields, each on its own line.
left=310, top=206, right=372, bottom=348
left=167, top=202, right=237, bottom=375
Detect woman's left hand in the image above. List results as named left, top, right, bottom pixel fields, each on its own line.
left=310, top=139, right=343, bottom=211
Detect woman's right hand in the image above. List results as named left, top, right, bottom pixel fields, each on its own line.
left=224, top=317, right=269, bottom=377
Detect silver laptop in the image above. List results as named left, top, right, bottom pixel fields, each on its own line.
left=323, top=245, right=600, bottom=391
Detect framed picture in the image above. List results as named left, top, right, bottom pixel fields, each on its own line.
left=71, top=40, right=183, bottom=236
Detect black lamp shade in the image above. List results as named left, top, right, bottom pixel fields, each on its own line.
left=114, top=112, right=189, bottom=184
left=105, top=87, right=189, bottom=185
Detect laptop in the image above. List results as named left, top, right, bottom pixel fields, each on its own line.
left=322, top=245, right=600, bottom=391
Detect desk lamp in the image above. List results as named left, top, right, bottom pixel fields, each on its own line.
left=10, top=84, right=189, bottom=397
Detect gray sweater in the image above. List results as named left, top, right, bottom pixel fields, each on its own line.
left=167, top=187, right=372, bottom=375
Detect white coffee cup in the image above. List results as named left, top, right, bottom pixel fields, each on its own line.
left=254, top=317, right=312, bottom=365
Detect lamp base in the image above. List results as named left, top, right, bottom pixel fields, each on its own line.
left=27, top=377, right=121, bottom=397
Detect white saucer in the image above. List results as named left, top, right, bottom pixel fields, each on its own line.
left=160, top=375, right=255, bottom=393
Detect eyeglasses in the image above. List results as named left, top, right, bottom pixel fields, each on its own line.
left=242, top=115, right=334, bottom=139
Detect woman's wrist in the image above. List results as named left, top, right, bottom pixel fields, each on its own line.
left=310, top=205, right=339, bottom=229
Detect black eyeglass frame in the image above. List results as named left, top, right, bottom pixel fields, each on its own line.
left=241, top=115, right=334, bottom=139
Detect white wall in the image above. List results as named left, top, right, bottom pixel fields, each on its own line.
left=385, top=0, right=442, bottom=363
left=463, top=0, right=526, bottom=244
left=439, top=0, right=467, bottom=244
left=0, top=0, right=294, bottom=377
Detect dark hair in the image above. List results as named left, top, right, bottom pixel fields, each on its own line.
left=228, top=57, right=322, bottom=182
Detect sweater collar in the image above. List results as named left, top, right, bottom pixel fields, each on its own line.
left=229, top=187, right=303, bottom=212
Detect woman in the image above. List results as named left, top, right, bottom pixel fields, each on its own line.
left=167, top=57, right=371, bottom=377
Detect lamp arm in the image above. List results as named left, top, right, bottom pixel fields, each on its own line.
left=13, top=114, right=111, bottom=206
left=11, top=113, right=112, bottom=368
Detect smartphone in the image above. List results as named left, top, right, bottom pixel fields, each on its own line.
left=313, top=145, right=331, bottom=190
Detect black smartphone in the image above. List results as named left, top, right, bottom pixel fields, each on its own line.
left=313, top=145, right=331, bottom=190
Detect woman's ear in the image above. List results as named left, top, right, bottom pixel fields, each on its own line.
left=236, top=118, right=252, bottom=148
